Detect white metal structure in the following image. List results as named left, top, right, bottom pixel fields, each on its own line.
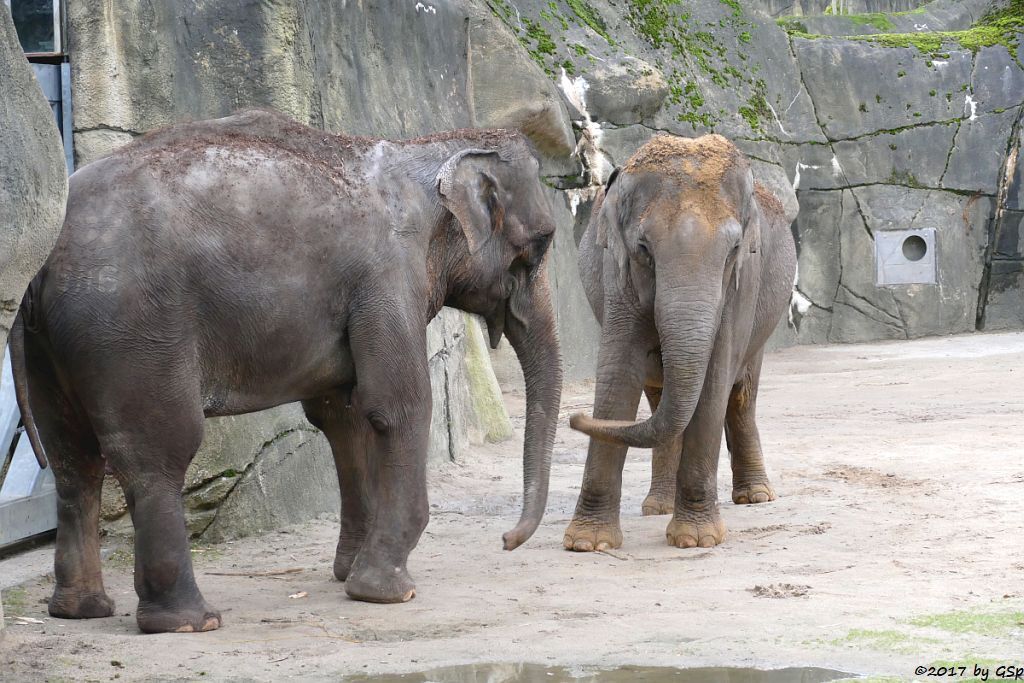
left=0, top=355, right=57, bottom=548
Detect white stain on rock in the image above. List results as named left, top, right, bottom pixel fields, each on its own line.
left=566, top=186, right=600, bottom=216
left=789, top=266, right=813, bottom=328
left=792, top=162, right=822, bottom=191
left=415, top=2, right=437, bottom=14
left=964, top=94, right=978, bottom=121
left=831, top=154, right=843, bottom=177
left=558, top=68, right=613, bottom=185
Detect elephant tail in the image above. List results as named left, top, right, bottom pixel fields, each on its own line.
left=9, top=283, right=47, bottom=469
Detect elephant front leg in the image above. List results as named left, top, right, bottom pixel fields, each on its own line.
left=302, top=395, right=375, bottom=582
left=565, top=320, right=649, bottom=552
left=641, top=386, right=681, bottom=516
left=342, top=310, right=432, bottom=604
left=725, top=352, right=776, bottom=505
left=666, top=377, right=730, bottom=549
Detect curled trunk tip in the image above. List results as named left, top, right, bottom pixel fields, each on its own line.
left=501, top=522, right=534, bottom=551
left=569, top=412, right=665, bottom=449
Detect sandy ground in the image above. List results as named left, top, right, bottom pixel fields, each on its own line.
left=2, top=332, right=1024, bottom=682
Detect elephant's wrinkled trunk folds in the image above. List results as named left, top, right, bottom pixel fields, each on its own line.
left=571, top=275, right=720, bottom=449
left=498, top=267, right=562, bottom=550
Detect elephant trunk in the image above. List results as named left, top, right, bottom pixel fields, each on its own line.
left=498, top=267, right=562, bottom=550
left=571, top=274, right=720, bottom=449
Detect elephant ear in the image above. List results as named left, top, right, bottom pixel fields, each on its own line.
left=594, top=166, right=621, bottom=249
left=739, top=170, right=762, bottom=265
left=436, top=149, right=503, bottom=254
left=594, top=167, right=632, bottom=294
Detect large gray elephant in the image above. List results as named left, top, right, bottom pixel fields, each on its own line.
left=564, top=134, right=796, bottom=552
left=11, top=109, right=562, bottom=633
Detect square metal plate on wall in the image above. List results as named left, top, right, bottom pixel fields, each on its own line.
left=875, top=228, right=937, bottom=286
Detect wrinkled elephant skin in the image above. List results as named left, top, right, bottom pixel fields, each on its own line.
left=11, top=110, right=562, bottom=633
left=565, top=134, right=797, bottom=553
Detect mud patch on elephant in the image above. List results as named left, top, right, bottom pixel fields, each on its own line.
left=622, top=134, right=745, bottom=226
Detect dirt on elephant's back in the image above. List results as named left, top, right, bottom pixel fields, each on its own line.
left=623, top=133, right=745, bottom=226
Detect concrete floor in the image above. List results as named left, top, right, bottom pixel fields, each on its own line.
left=2, top=331, right=1023, bottom=681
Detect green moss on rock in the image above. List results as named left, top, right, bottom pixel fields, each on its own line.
left=848, top=13, right=896, bottom=32
left=738, top=78, right=771, bottom=132
left=850, top=0, right=1023, bottom=58
left=566, top=0, right=613, bottom=44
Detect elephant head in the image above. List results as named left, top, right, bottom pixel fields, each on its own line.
left=435, top=136, right=562, bottom=550
left=570, top=134, right=760, bottom=449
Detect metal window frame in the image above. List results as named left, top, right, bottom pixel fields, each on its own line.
left=4, top=0, right=64, bottom=57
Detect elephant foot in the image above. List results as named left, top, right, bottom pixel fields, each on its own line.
left=333, top=535, right=366, bottom=582
left=732, top=481, right=776, bottom=505
left=345, top=560, right=416, bottom=604
left=136, top=598, right=222, bottom=634
left=48, top=588, right=115, bottom=619
left=666, top=506, right=726, bottom=549
left=563, top=516, right=623, bottom=552
left=333, top=552, right=355, bottom=582
left=641, top=491, right=674, bottom=516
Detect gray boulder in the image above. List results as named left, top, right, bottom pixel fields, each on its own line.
left=584, top=56, right=669, bottom=126
left=467, top=3, right=578, bottom=175
left=1, top=6, right=66, bottom=356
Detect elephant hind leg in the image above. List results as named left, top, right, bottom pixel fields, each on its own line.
left=89, top=373, right=218, bottom=634
left=25, top=348, right=114, bottom=620
left=725, top=351, right=776, bottom=506
left=641, top=386, right=680, bottom=516
left=302, top=392, right=375, bottom=582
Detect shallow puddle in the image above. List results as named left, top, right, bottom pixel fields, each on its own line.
left=343, top=663, right=854, bottom=683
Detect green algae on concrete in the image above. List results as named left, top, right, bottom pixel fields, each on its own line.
left=0, top=585, right=28, bottom=615
left=462, top=314, right=514, bottom=444
left=909, top=607, right=1024, bottom=636
left=828, top=627, right=938, bottom=654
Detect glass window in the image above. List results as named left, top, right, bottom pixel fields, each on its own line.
left=10, top=0, right=59, bottom=54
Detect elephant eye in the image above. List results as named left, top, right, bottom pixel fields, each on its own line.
left=637, top=240, right=653, bottom=266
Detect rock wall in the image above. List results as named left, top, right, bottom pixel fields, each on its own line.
left=484, top=0, right=1023, bottom=344
left=754, top=1, right=925, bottom=16
left=0, top=7, right=66, bottom=358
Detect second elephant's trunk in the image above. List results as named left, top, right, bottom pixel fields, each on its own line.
left=571, top=278, right=721, bottom=449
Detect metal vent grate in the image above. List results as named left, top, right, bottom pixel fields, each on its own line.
left=875, top=228, right=937, bottom=286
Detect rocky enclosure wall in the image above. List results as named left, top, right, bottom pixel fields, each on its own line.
left=1, top=7, right=66, bottom=356
left=65, top=0, right=1023, bottom=538
left=482, top=0, right=1023, bottom=343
